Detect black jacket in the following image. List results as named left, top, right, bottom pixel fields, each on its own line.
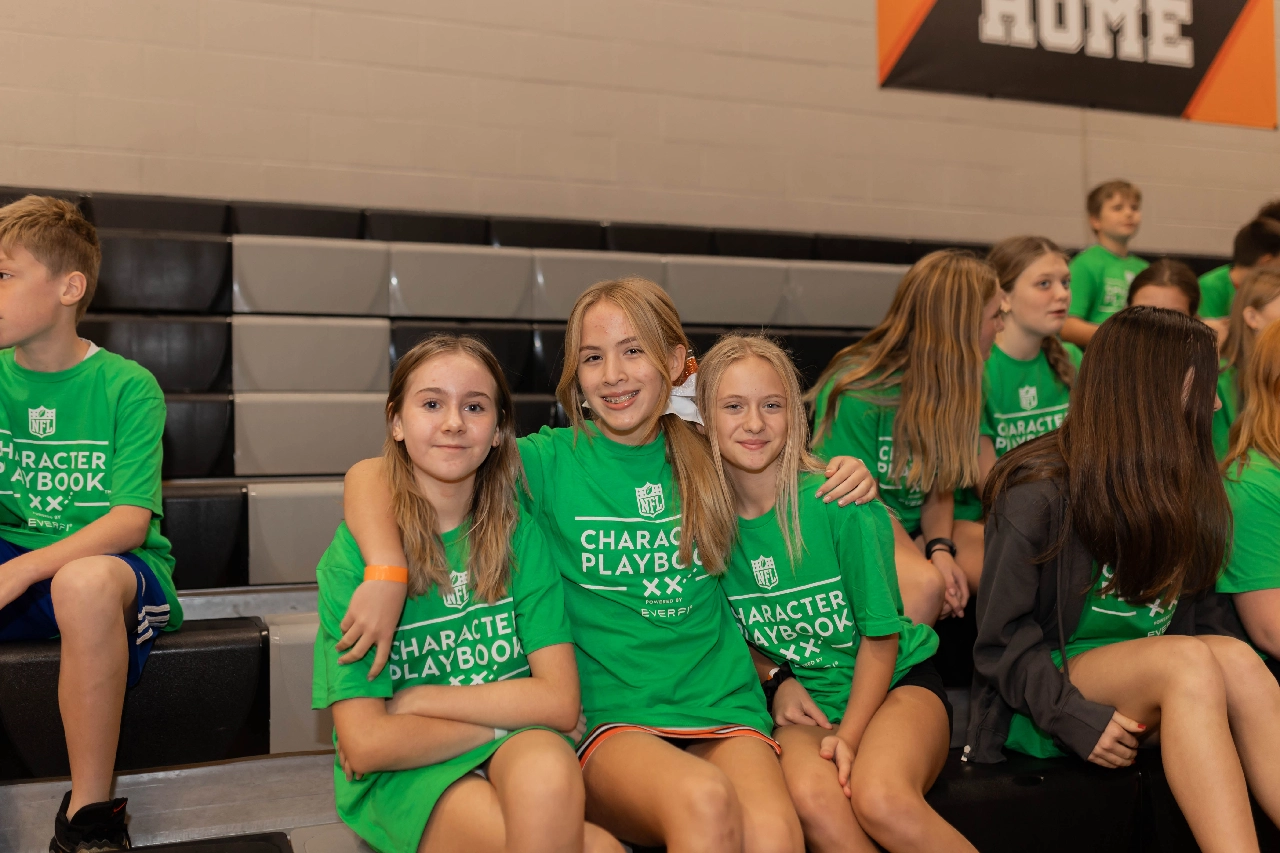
left=964, top=476, right=1245, bottom=764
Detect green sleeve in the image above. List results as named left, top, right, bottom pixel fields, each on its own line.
left=109, top=374, right=166, bottom=515
left=814, top=391, right=881, bottom=472
left=312, top=526, right=395, bottom=709
left=1220, top=475, right=1280, bottom=594
left=834, top=500, right=905, bottom=639
left=510, top=514, right=574, bottom=655
left=516, top=430, right=554, bottom=517
left=1068, top=252, right=1100, bottom=320
left=1064, top=343, right=1084, bottom=369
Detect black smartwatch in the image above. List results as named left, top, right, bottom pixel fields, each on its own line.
left=762, top=662, right=795, bottom=709
left=925, top=537, right=958, bottom=559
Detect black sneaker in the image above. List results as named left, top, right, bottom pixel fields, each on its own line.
left=49, top=790, right=132, bottom=852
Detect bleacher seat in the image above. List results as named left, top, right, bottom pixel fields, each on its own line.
left=264, top=613, right=334, bottom=754
left=248, top=481, right=344, bottom=585
left=714, top=229, right=816, bottom=260
left=164, top=394, right=234, bottom=479
left=97, top=232, right=231, bottom=313
left=363, top=210, right=488, bottom=245
left=777, top=261, right=907, bottom=328
left=664, top=256, right=788, bottom=325
left=390, top=320, right=534, bottom=390
left=775, top=329, right=860, bottom=388
left=0, top=619, right=266, bottom=776
left=231, top=237, right=389, bottom=316
left=135, top=832, right=292, bottom=853
left=389, top=244, right=533, bottom=319
left=524, top=324, right=567, bottom=395
left=86, top=193, right=230, bottom=234
left=162, top=482, right=249, bottom=590
left=514, top=396, right=567, bottom=437
left=1137, top=749, right=1280, bottom=852
left=233, top=394, right=384, bottom=477
left=80, top=315, right=231, bottom=393
left=0, top=186, right=84, bottom=208
left=232, top=317, right=390, bottom=393
left=533, top=250, right=666, bottom=320
left=606, top=222, right=715, bottom=256
left=229, top=203, right=363, bottom=240
left=490, top=217, right=606, bottom=251
left=684, top=326, right=729, bottom=361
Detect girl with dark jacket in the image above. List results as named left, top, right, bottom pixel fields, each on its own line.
left=966, top=307, right=1280, bottom=853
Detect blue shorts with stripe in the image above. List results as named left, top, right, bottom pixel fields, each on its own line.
left=0, top=537, right=172, bottom=687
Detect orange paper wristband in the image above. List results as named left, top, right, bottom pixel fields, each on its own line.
left=364, top=565, right=409, bottom=584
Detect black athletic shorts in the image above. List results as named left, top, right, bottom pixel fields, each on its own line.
left=892, top=655, right=954, bottom=733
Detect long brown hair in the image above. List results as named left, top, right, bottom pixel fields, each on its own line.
left=384, top=335, right=522, bottom=601
left=1222, top=269, right=1280, bottom=416
left=557, top=277, right=736, bottom=574
left=696, top=334, right=825, bottom=564
left=809, top=249, right=997, bottom=493
left=1225, top=321, right=1280, bottom=473
left=1127, top=258, right=1201, bottom=316
left=987, top=235, right=1076, bottom=389
left=984, top=307, right=1229, bottom=604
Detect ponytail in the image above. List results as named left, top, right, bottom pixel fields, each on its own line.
left=1041, top=336, right=1077, bottom=390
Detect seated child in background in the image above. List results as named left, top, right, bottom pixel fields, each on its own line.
left=1214, top=271, right=1280, bottom=458
left=1126, top=259, right=1200, bottom=316
left=312, top=334, right=618, bottom=853
left=1062, top=180, right=1147, bottom=347
left=697, top=334, right=974, bottom=853
left=0, top=196, right=183, bottom=852
left=1200, top=207, right=1280, bottom=339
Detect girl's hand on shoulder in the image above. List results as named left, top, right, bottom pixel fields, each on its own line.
left=1087, top=711, right=1144, bottom=769
left=337, top=579, right=409, bottom=678
left=817, top=456, right=878, bottom=506
left=819, top=735, right=855, bottom=798
left=773, top=678, right=833, bottom=729
left=932, top=552, right=969, bottom=619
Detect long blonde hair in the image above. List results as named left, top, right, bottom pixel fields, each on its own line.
left=384, top=335, right=522, bottom=601
left=1222, top=270, right=1280, bottom=417
left=557, top=277, right=736, bottom=574
left=809, top=249, right=998, bottom=493
left=696, top=334, right=825, bottom=565
left=1225, top=320, right=1280, bottom=474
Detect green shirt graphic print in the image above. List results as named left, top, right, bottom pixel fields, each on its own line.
left=518, top=423, right=771, bottom=735
left=981, top=344, right=1081, bottom=457
left=720, top=474, right=938, bottom=725
left=1068, top=245, right=1149, bottom=325
left=0, top=347, right=181, bottom=628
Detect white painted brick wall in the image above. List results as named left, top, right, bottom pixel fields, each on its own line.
left=0, top=0, right=1275, bottom=255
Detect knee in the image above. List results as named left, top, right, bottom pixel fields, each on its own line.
left=850, top=780, right=927, bottom=843
left=501, top=731, right=584, bottom=806
left=50, top=557, right=132, bottom=615
left=904, top=561, right=946, bottom=625
left=1162, top=636, right=1226, bottom=698
left=672, top=769, right=740, bottom=837
left=786, top=771, right=841, bottom=828
left=583, top=824, right=625, bottom=853
left=744, top=808, right=804, bottom=853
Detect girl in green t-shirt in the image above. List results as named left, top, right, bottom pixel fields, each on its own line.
left=311, top=335, right=619, bottom=853
left=1219, top=321, right=1280, bottom=658
left=811, top=249, right=1004, bottom=625
left=1215, top=270, right=1280, bottom=458
left=978, top=237, right=1081, bottom=486
left=696, top=334, right=974, bottom=853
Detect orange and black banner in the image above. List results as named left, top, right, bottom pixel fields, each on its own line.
left=879, top=0, right=1277, bottom=129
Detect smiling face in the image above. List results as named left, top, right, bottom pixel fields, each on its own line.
left=576, top=299, right=685, bottom=445
left=0, top=243, right=82, bottom=349
left=1090, top=192, right=1142, bottom=243
left=1130, top=284, right=1192, bottom=316
left=391, top=351, right=502, bottom=489
left=1002, top=251, right=1071, bottom=338
left=714, top=356, right=789, bottom=476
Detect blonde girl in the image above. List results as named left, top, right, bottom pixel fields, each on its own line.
left=312, top=336, right=617, bottom=853
left=810, top=250, right=1004, bottom=623
left=1215, top=270, right=1280, bottom=458
left=698, top=334, right=974, bottom=853
left=337, top=279, right=875, bottom=853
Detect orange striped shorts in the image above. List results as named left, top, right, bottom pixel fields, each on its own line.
left=576, top=723, right=781, bottom=767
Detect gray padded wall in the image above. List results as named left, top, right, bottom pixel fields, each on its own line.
left=663, top=256, right=788, bottom=325
left=265, top=612, right=335, bottom=754
left=232, top=316, right=391, bottom=393
left=234, top=393, right=385, bottom=476
left=233, top=236, right=390, bottom=315
left=533, top=250, right=666, bottom=320
left=390, top=244, right=533, bottom=319
left=775, top=262, right=908, bottom=328
left=248, top=480, right=345, bottom=585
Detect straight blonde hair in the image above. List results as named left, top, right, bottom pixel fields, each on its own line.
left=696, top=334, right=825, bottom=565
left=1225, top=320, right=1280, bottom=474
left=557, top=277, right=736, bottom=574
left=809, top=249, right=997, bottom=494
left=384, top=335, right=522, bottom=601
left=1222, top=269, right=1280, bottom=417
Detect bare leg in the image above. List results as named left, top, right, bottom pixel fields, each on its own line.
left=689, top=735, right=804, bottom=853
left=418, top=775, right=505, bottom=853
left=582, top=732, right=741, bottom=853
left=51, top=556, right=137, bottom=816
left=775, top=725, right=874, bottom=853
left=892, top=518, right=944, bottom=626
left=951, top=520, right=984, bottom=595
left=1068, top=635, right=1257, bottom=853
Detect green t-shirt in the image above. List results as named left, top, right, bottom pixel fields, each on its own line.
left=518, top=423, right=771, bottom=735
left=813, top=378, right=926, bottom=534
left=1068, top=245, right=1149, bottom=325
left=981, top=344, right=1082, bottom=458
left=0, top=347, right=181, bottom=628
left=1006, top=564, right=1177, bottom=758
left=1218, top=451, right=1280, bottom=595
left=312, top=520, right=572, bottom=853
left=1213, top=361, right=1239, bottom=461
left=720, top=473, right=938, bottom=724
left=1199, top=265, right=1236, bottom=320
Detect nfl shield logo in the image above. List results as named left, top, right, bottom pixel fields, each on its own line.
left=636, top=483, right=664, bottom=518
left=441, top=570, right=470, bottom=610
left=28, top=407, right=55, bottom=438
left=1018, top=386, right=1038, bottom=411
left=752, top=555, right=779, bottom=590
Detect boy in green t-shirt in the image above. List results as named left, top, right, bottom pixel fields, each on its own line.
left=1062, top=179, right=1148, bottom=347
left=0, top=196, right=182, bottom=852
left=1199, top=216, right=1280, bottom=340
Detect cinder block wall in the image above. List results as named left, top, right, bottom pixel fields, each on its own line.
left=0, top=0, right=1277, bottom=255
